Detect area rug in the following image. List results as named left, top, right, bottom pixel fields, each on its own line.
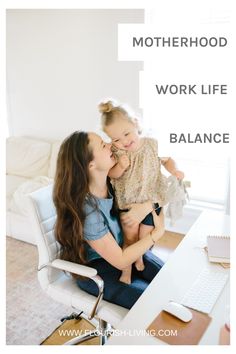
left=6, top=237, right=72, bottom=345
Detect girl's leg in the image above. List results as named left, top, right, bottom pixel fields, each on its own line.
left=119, top=222, right=139, bottom=284
left=135, top=209, right=165, bottom=272
left=135, top=224, right=154, bottom=271
left=138, top=250, right=164, bottom=282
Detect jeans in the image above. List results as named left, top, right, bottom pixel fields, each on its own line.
left=76, top=251, right=164, bottom=309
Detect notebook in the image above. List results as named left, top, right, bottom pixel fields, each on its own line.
left=207, top=235, right=230, bottom=264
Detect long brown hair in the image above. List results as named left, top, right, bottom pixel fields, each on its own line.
left=53, top=131, right=94, bottom=274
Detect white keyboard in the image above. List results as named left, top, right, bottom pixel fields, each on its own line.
left=181, top=267, right=229, bottom=314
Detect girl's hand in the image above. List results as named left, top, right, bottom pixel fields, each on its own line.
left=150, top=211, right=165, bottom=243
left=173, top=169, right=185, bottom=180
left=120, top=201, right=153, bottom=227
left=118, top=154, right=130, bottom=170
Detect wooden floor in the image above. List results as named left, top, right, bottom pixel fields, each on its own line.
left=153, top=230, right=184, bottom=262
left=42, top=317, right=100, bottom=345
left=42, top=230, right=184, bottom=345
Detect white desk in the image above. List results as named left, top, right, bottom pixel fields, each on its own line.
left=107, top=211, right=230, bottom=345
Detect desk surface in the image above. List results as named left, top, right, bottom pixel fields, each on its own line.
left=107, top=210, right=230, bottom=345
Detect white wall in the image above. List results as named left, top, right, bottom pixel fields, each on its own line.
left=6, top=9, right=144, bottom=140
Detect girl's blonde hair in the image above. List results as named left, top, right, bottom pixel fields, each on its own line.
left=98, top=99, right=140, bottom=131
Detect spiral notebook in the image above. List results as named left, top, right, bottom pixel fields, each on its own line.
left=207, top=235, right=230, bottom=264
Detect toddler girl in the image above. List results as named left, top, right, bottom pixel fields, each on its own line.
left=99, top=100, right=184, bottom=284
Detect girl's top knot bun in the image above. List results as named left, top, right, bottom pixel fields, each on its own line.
left=98, top=101, right=114, bottom=114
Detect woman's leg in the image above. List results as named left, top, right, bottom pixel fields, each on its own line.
left=77, top=258, right=149, bottom=309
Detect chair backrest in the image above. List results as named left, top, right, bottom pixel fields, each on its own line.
left=29, top=184, right=62, bottom=289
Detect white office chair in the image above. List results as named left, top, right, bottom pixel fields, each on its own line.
left=28, top=184, right=128, bottom=345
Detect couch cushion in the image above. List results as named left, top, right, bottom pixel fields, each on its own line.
left=6, top=175, right=30, bottom=211
left=6, top=175, right=29, bottom=211
left=6, top=137, right=51, bottom=178
left=6, top=175, right=29, bottom=198
left=48, top=141, right=61, bottom=178
left=10, top=176, right=53, bottom=216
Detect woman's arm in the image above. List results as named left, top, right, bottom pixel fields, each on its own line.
left=87, top=212, right=164, bottom=270
left=87, top=233, right=153, bottom=270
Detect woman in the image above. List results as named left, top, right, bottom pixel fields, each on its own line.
left=53, top=131, right=165, bottom=309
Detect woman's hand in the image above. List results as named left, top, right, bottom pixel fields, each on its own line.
left=120, top=201, right=153, bottom=227
left=150, top=211, right=165, bottom=243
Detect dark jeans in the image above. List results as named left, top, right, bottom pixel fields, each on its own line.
left=76, top=251, right=164, bottom=309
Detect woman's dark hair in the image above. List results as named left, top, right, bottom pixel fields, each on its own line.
left=53, top=131, right=94, bottom=277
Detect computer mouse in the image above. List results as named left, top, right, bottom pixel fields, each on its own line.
left=163, top=301, right=193, bottom=322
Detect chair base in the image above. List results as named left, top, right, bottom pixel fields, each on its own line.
left=61, top=312, right=112, bottom=345
left=64, top=329, right=102, bottom=345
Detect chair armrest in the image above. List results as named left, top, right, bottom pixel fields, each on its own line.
left=50, top=259, right=104, bottom=320
left=51, top=259, right=97, bottom=278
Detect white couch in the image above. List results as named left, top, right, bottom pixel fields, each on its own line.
left=6, top=136, right=61, bottom=244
